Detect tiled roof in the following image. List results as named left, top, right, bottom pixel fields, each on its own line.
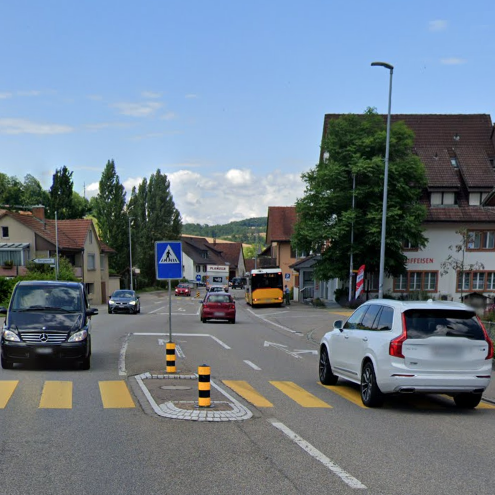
left=266, top=206, right=297, bottom=244
left=181, top=236, right=227, bottom=265
left=214, top=242, right=243, bottom=268
left=323, top=113, right=495, bottom=223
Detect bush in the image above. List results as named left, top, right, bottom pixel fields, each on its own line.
left=312, top=297, right=326, bottom=308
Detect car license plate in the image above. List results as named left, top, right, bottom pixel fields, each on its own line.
left=434, top=346, right=461, bottom=357
left=35, top=347, right=53, bottom=355
left=214, top=312, right=225, bottom=316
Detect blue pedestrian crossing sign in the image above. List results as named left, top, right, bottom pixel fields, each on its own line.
left=155, top=241, right=183, bottom=280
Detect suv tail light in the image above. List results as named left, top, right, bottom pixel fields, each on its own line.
left=389, top=313, right=408, bottom=359
left=477, top=317, right=494, bottom=360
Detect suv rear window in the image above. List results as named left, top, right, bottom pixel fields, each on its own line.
left=404, top=309, right=484, bottom=340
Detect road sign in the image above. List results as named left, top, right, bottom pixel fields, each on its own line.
left=196, top=274, right=201, bottom=282
left=32, top=258, right=55, bottom=264
left=155, top=241, right=183, bottom=280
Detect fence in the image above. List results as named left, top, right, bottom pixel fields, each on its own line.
left=482, top=321, right=495, bottom=341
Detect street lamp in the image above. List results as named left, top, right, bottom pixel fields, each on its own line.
left=128, top=216, right=134, bottom=290
left=371, top=61, right=394, bottom=299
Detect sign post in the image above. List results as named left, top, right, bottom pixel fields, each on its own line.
left=155, top=241, right=183, bottom=343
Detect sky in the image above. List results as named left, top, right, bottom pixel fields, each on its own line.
left=1, top=1, right=494, bottom=225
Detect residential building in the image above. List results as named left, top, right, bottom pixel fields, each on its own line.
left=0, top=206, right=114, bottom=304
left=305, top=113, right=495, bottom=304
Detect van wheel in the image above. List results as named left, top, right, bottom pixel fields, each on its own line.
left=319, top=347, right=338, bottom=385
left=454, top=393, right=482, bottom=409
left=1, top=356, right=14, bottom=369
left=80, top=355, right=91, bottom=370
left=361, top=361, right=384, bottom=407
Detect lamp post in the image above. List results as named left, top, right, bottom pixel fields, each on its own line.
left=348, top=173, right=356, bottom=302
left=128, top=216, right=134, bottom=290
left=371, top=61, right=394, bottom=299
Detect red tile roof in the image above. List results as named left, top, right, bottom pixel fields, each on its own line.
left=323, top=113, right=495, bottom=223
left=266, top=206, right=297, bottom=244
left=214, top=242, right=243, bottom=268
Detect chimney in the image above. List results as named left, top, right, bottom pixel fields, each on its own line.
left=31, top=205, right=45, bottom=221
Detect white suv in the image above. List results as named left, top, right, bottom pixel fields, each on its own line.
left=319, top=299, right=493, bottom=408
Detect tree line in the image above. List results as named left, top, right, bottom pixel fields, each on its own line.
left=0, top=161, right=182, bottom=287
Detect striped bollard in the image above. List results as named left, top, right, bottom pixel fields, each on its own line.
left=166, top=342, right=176, bottom=373
left=198, top=364, right=211, bottom=408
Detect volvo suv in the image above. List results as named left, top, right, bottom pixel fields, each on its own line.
left=0, top=280, right=97, bottom=370
left=319, top=299, right=493, bottom=408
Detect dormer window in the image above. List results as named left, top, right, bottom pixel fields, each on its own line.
left=469, top=192, right=489, bottom=206
left=450, top=157, right=459, bottom=168
left=431, top=192, right=456, bottom=206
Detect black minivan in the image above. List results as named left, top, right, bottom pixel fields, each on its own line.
left=0, top=280, right=98, bottom=370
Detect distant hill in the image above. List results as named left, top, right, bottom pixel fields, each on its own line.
left=182, top=217, right=266, bottom=244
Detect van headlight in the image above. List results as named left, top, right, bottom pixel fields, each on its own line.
left=3, top=329, right=21, bottom=342
left=129, top=301, right=136, bottom=305
left=68, top=329, right=88, bottom=342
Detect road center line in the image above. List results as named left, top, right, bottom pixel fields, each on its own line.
left=246, top=309, right=297, bottom=333
left=243, top=360, right=261, bottom=370
left=268, top=419, right=367, bottom=490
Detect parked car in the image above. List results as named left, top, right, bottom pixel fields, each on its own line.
left=319, top=299, right=493, bottom=408
left=0, top=280, right=97, bottom=370
left=200, top=292, right=236, bottom=324
left=175, top=284, right=191, bottom=297
left=108, top=290, right=140, bottom=314
left=231, top=277, right=246, bottom=289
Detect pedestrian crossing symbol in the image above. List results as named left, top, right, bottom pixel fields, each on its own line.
left=155, top=241, right=183, bottom=280
left=159, top=245, right=179, bottom=264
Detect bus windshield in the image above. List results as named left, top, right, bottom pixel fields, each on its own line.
left=251, top=272, right=283, bottom=291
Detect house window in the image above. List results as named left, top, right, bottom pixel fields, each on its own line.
left=0, top=250, right=22, bottom=265
left=196, top=265, right=201, bottom=273
left=88, top=230, right=93, bottom=244
left=394, top=275, right=407, bottom=291
left=457, top=272, right=471, bottom=292
left=202, top=265, right=206, bottom=272
left=467, top=231, right=495, bottom=251
left=487, top=273, right=495, bottom=291
left=402, top=240, right=418, bottom=250
left=85, top=283, right=94, bottom=297
left=472, top=272, right=485, bottom=291
left=458, top=271, right=495, bottom=292
left=423, top=272, right=437, bottom=291
left=450, top=157, right=459, bottom=169
left=202, top=251, right=208, bottom=259
left=87, top=253, right=96, bottom=270
left=430, top=192, right=456, bottom=206
left=409, top=273, right=422, bottom=291
left=469, top=193, right=482, bottom=206
left=367, top=274, right=378, bottom=291
left=100, top=254, right=105, bottom=271
left=1, top=226, right=9, bottom=238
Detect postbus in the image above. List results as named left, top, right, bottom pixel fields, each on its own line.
left=245, top=268, right=284, bottom=306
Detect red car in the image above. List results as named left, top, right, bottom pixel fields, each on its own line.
left=175, top=284, right=191, bottom=296
left=200, top=292, right=236, bottom=324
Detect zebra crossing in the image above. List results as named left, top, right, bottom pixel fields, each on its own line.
left=222, top=380, right=495, bottom=411
left=0, top=380, right=135, bottom=410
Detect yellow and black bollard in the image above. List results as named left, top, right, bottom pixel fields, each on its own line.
left=198, top=364, right=211, bottom=407
left=166, top=342, right=176, bottom=373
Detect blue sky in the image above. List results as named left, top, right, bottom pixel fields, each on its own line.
left=1, top=1, right=494, bottom=224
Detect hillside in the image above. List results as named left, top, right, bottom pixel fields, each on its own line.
left=182, top=217, right=266, bottom=244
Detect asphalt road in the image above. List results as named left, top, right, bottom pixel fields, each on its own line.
left=1, top=289, right=495, bottom=494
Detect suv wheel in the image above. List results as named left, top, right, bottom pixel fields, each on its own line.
left=80, top=356, right=91, bottom=370
left=319, top=346, right=338, bottom=385
left=1, top=355, right=14, bottom=369
left=361, top=361, right=384, bottom=408
left=454, top=393, right=482, bottom=409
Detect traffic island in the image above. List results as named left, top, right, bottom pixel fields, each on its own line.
left=134, top=372, right=253, bottom=421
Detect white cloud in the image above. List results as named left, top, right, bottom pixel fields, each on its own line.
left=440, top=57, right=467, bottom=65
left=166, top=168, right=304, bottom=224
left=112, top=101, right=162, bottom=117
left=0, top=92, right=13, bottom=99
left=142, top=91, right=161, bottom=99
left=160, top=112, right=176, bottom=120
left=84, top=122, right=134, bottom=131
left=185, top=94, right=198, bottom=99
left=429, top=20, right=448, bottom=32
left=0, top=118, right=74, bottom=135
left=87, top=94, right=103, bottom=101
left=123, top=176, right=144, bottom=194
left=17, top=90, right=41, bottom=97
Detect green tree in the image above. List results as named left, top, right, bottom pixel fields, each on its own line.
left=93, top=160, right=128, bottom=274
left=22, top=174, right=50, bottom=206
left=128, top=169, right=182, bottom=285
left=0, top=173, right=24, bottom=206
left=292, top=109, right=428, bottom=283
left=48, top=166, right=74, bottom=219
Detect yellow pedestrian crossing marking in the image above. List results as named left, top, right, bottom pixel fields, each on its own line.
left=318, top=383, right=367, bottom=408
left=270, top=381, right=331, bottom=408
left=39, top=381, right=72, bottom=409
left=223, top=380, right=274, bottom=408
left=0, top=380, right=19, bottom=408
left=99, top=381, right=135, bottom=408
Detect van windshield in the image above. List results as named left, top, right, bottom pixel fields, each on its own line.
left=12, top=286, right=82, bottom=312
left=404, top=309, right=484, bottom=340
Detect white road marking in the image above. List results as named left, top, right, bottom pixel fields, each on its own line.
left=247, top=308, right=297, bottom=333
left=293, top=349, right=318, bottom=356
left=269, top=419, right=367, bottom=490
left=149, top=306, right=167, bottom=314
left=119, top=333, right=230, bottom=376
left=157, top=339, right=186, bottom=357
left=264, top=341, right=302, bottom=359
left=243, top=360, right=261, bottom=371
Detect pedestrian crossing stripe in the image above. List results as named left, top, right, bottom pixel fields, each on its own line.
left=159, top=245, right=179, bottom=264
left=0, top=380, right=135, bottom=410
